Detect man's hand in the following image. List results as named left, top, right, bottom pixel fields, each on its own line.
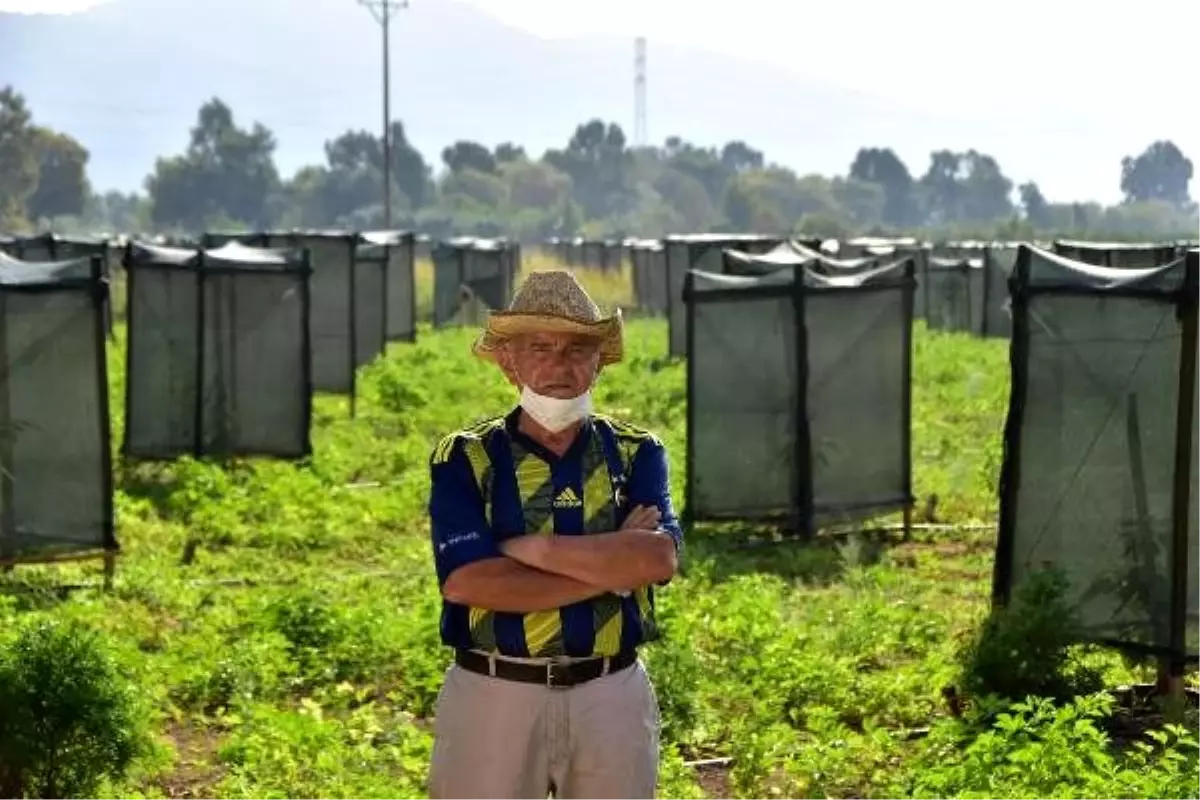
left=499, top=505, right=662, bottom=566
left=621, top=504, right=662, bottom=531
left=499, top=533, right=549, bottom=564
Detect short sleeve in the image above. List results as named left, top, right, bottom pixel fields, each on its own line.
left=625, top=437, right=684, bottom=553
left=428, top=437, right=502, bottom=586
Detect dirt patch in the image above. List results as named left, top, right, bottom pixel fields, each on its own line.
left=158, top=721, right=227, bottom=799
left=692, top=761, right=733, bottom=799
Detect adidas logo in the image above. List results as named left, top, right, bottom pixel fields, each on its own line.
left=553, top=487, right=582, bottom=509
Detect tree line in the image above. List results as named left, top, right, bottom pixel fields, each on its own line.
left=2, top=86, right=1197, bottom=242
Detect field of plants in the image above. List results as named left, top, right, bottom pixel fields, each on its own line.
left=0, top=260, right=1196, bottom=799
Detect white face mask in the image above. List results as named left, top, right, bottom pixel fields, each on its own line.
left=519, top=385, right=593, bottom=433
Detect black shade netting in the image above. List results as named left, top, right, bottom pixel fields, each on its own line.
left=826, top=239, right=928, bottom=319
left=723, top=240, right=883, bottom=278
left=201, top=232, right=267, bottom=249
left=666, top=234, right=783, bottom=357
left=0, top=253, right=112, bottom=559
left=352, top=240, right=387, bottom=369
left=997, top=245, right=1198, bottom=658
left=123, top=242, right=311, bottom=459
left=432, top=241, right=464, bottom=327
left=923, top=257, right=984, bottom=334
left=983, top=246, right=1018, bottom=338
left=264, top=232, right=355, bottom=395
left=685, top=259, right=914, bottom=527
left=686, top=268, right=798, bottom=520
left=630, top=241, right=667, bottom=314
left=1054, top=240, right=1180, bottom=270
left=362, top=230, right=416, bottom=342
left=433, top=238, right=515, bottom=327
left=5, top=234, right=116, bottom=335
left=563, top=239, right=584, bottom=267
left=805, top=261, right=915, bottom=524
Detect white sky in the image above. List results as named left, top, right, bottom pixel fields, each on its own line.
left=5, top=0, right=1199, bottom=203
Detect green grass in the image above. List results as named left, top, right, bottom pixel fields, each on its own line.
left=0, top=266, right=1195, bottom=799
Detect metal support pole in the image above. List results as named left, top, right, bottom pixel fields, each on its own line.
left=358, top=0, right=409, bottom=229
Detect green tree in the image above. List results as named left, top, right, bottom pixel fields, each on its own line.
left=26, top=126, right=91, bottom=222
left=0, top=87, right=39, bottom=230
left=1019, top=181, right=1050, bottom=228
left=498, top=158, right=572, bottom=210
left=543, top=120, right=633, bottom=219
left=494, top=142, right=526, bottom=163
left=652, top=167, right=719, bottom=231
left=830, top=177, right=885, bottom=228
left=442, top=140, right=497, bottom=175
left=439, top=168, right=508, bottom=209
left=918, top=149, right=1013, bottom=226
left=849, top=147, right=915, bottom=226
left=146, top=98, right=280, bottom=231
left=1120, top=140, right=1193, bottom=208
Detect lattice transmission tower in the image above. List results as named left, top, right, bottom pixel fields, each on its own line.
left=634, top=37, right=648, bottom=147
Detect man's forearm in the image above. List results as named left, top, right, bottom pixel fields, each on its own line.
left=442, top=556, right=606, bottom=613
left=503, top=530, right=677, bottom=591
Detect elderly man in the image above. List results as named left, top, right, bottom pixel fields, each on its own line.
left=426, top=270, right=682, bottom=799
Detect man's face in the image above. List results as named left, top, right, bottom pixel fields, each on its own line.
left=501, top=331, right=602, bottom=399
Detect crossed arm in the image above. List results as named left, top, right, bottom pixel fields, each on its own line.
left=441, top=505, right=678, bottom=613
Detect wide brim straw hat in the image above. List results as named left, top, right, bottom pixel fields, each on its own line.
left=472, top=270, right=624, bottom=366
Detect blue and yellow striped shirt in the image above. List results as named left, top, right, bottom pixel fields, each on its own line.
left=428, top=408, right=683, bottom=658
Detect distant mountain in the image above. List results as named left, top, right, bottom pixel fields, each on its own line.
left=0, top=0, right=957, bottom=193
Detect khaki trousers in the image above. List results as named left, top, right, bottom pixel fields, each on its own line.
left=428, top=659, right=660, bottom=799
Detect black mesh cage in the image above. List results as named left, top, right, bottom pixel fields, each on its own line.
left=0, top=253, right=113, bottom=561
left=432, top=238, right=516, bottom=327
left=684, top=258, right=915, bottom=532
left=1053, top=239, right=1180, bottom=270
left=363, top=230, right=416, bottom=342
left=123, top=241, right=312, bottom=460
left=630, top=240, right=667, bottom=314
left=724, top=240, right=887, bottom=279
left=3, top=234, right=116, bottom=337
left=982, top=246, right=1018, bottom=339
left=666, top=234, right=784, bottom=357
left=351, top=239, right=387, bottom=370
left=263, top=232, right=356, bottom=396
left=923, top=257, right=985, bottom=334
left=995, top=245, right=1198, bottom=661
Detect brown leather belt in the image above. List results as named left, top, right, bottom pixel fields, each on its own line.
left=455, top=649, right=637, bottom=688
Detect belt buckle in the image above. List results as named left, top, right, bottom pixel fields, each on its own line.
left=545, top=657, right=571, bottom=689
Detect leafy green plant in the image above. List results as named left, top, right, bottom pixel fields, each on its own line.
left=959, top=565, right=1104, bottom=702
left=0, top=619, right=145, bottom=798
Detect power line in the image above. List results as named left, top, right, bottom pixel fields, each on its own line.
left=357, top=0, right=409, bottom=228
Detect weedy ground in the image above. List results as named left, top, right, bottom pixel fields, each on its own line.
left=0, top=256, right=1195, bottom=799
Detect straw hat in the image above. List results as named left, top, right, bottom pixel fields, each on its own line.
left=472, top=270, right=624, bottom=366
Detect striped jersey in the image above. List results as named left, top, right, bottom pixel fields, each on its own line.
left=427, top=407, right=683, bottom=658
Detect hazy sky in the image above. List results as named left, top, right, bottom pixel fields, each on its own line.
left=5, top=0, right=1199, bottom=203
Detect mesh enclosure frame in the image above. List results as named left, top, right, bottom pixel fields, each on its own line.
left=2, top=234, right=116, bottom=338
left=351, top=241, right=388, bottom=370
left=630, top=240, right=667, bottom=315
left=981, top=246, right=1018, bottom=339
left=432, top=238, right=517, bottom=328
left=665, top=234, right=785, bottom=358
left=122, top=242, right=314, bottom=461
left=683, top=258, right=916, bottom=535
left=922, top=257, right=984, bottom=335
left=1053, top=239, right=1180, bottom=270
left=994, top=245, right=1198, bottom=664
left=262, top=231, right=358, bottom=401
left=0, top=253, right=115, bottom=563
left=378, top=231, right=417, bottom=342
